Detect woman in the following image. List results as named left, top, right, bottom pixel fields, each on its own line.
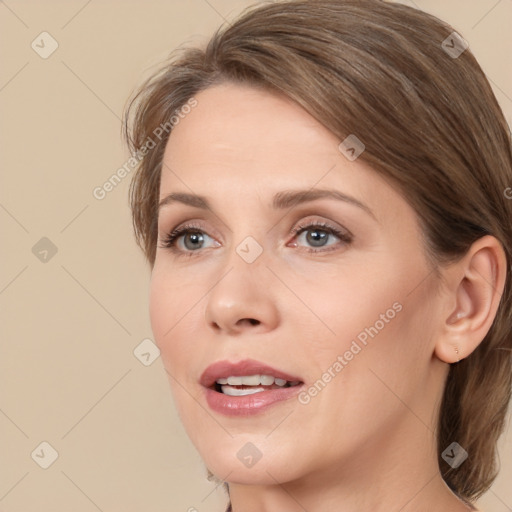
left=123, top=1, right=512, bottom=510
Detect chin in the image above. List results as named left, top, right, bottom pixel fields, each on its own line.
left=198, top=440, right=304, bottom=485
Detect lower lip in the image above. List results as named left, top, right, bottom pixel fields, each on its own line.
left=204, top=385, right=304, bottom=416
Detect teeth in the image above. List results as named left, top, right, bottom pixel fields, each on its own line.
left=214, top=375, right=303, bottom=396
left=216, top=374, right=292, bottom=386
left=226, top=375, right=261, bottom=385
left=221, top=386, right=266, bottom=396
left=260, top=375, right=274, bottom=385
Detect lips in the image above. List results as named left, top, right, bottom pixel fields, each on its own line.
left=200, top=358, right=305, bottom=416
left=200, top=358, right=303, bottom=389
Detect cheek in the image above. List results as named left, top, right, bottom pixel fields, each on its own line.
left=326, top=265, right=437, bottom=408
left=149, top=268, right=207, bottom=427
left=149, top=269, right=173, bottom=347
left=295, top=250, right=435, bottom=390
left=148, top=266, right=201, bottom=369
left=291, top=257, right=408, bottom=351
left=289, top=277, right=435, bottom=456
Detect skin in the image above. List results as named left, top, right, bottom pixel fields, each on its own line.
left=149, top=82, right=506, bottom=512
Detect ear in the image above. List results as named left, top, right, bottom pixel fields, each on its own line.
left=434, top=235, right=507, bottom=364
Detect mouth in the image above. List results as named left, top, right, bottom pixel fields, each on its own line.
left=200, top=359, right=304, bottom=416
left=200, top=358, right=304, bottom=391
left=211, top=375, right=302, bottom=396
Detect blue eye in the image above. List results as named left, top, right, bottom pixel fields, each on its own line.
left=158, top=220, right=353, bottom=257
left=291, top=222, right=352, bottom=252
left=158, top=223, right=216, bottom=254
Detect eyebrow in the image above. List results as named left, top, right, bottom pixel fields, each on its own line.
left=158, top=189, right=376, bottom=220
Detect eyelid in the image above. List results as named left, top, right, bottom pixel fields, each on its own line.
left=157, top=220, right=219, bottom=250
left=287, top=219, right=353, bottom=253
left=158, top=216, right=353, bottom=255
left=291, top=215, right=353, bottom=238
left=158, top=218, right=221, bottom=240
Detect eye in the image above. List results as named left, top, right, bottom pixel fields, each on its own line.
left=157, top=219, right=353, bottom=257
left=289, top=220, right=353, bottom=253
left=157, top=222, right=219, bottom=256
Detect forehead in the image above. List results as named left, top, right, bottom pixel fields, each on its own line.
left=158, top=82, right=410, bottom=229
left=164, top=82, right=339, bottom=169
left=162, top=83, right=352, bottom=187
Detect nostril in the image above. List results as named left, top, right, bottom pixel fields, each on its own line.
left=237, top=318, right=260, bottom=326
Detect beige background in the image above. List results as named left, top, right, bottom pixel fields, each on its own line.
left=1, top=0, right=511, bottom=511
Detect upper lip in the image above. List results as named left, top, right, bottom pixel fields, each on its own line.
left=200, top=358, right=303, bottom=388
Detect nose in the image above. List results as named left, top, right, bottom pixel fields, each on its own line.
left=204, top=250, right=280, bottom=336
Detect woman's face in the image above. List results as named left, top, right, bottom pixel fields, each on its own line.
left=150, top=82, right=448, bottom=485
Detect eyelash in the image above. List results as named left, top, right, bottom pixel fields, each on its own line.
left=157, top=221, right=353, bottom=257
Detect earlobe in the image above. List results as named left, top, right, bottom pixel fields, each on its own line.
left=434, top=235, right=507, bottom=364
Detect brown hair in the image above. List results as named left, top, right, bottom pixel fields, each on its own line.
left=123, top=0, right=512, bottom=503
